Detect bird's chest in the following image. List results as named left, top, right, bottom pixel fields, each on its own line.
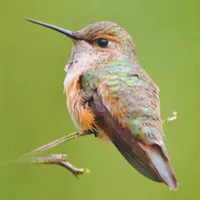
left=64, top=73, right=95, bottom=130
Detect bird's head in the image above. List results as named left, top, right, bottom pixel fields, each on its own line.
left=26, top=19, right=137, bottom=72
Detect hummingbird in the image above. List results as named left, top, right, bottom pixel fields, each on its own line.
left=25, top=18, right=178, bottom=190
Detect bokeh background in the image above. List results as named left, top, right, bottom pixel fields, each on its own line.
left=1, top=0, right=200, bottom=199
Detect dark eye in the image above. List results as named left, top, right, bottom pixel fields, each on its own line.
left=97, top=38, right=109, bottom=47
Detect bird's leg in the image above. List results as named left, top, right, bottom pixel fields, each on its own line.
left=24, top=130, right=89, bottom=157
left=28, top=154, right=90, bottom=177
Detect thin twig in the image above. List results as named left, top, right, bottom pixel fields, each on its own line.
left=14, top=131, right=92, bottom=177
left=27, top=154, right=90, bottom=177
left=24, top=131, right=88, bottom=157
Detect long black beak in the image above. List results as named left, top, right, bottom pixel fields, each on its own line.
left=25, top=18, right=82, bottom=40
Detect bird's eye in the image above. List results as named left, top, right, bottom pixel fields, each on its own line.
left=97, top=38, right=109, bottom=48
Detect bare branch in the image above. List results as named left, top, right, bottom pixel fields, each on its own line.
left=28, top=154, right=90, bottom=177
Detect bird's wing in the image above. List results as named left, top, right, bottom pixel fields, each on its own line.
left=82, top=65, right=163, bottom=146
left=81, top=65, right=178, bottom=189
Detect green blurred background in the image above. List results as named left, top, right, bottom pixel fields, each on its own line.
left=0, top=0, right=200, bottom=199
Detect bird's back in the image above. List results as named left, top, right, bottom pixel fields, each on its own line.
left=81, top=61, right=178, bottom=189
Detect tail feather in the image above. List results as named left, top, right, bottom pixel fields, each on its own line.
left=142, top=143, right=179, bottom=190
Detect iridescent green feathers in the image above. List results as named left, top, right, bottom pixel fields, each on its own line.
left=81, top=60, right=178, bottom=189
left=81, top=61, right=162, bottom=142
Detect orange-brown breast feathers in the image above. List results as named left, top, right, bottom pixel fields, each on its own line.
left=66, top=74, right=95, bottom=130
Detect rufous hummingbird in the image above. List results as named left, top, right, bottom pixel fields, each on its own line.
left=25, top=18, right=178, bottom=190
